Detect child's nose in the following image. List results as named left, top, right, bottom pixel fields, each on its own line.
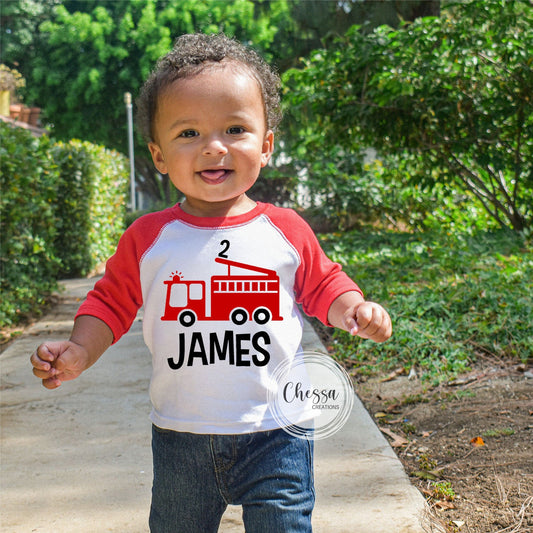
left=202, top=136, right=228, bottom=156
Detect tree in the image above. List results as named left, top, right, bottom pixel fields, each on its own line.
left=283, top=0, right=533, bottom=231
left=267, top=0, right=440, bottom=71
left=2, top=0, right=292, bottom=203
left=0, top=0, right=62, bottom=64
left=2, top=0, right=444, bottom=206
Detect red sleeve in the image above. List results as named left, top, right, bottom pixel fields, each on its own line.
left=263, top=205, right=363, bottom=326
left=75, top=207, right=178, bottom=343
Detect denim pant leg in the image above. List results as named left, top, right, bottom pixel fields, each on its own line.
left=149, top=426, right=227, bottom=533
left=150, top=426, right=314, bottom=533
left=214, top=429, right=315, bottom=533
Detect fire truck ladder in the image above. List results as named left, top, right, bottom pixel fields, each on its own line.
left=214, top=257, right=277, bottom=277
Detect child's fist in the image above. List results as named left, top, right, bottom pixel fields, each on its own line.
left=345, top=301, right=392, bottom=343
left=30, top=341, right=88, bottom=389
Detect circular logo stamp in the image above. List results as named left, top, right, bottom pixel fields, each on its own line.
left=267, top=351, right=354, bottom=440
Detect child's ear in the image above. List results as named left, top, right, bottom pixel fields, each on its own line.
left=260, top=130, right=275, bottom=168
left=148, top=142, right=168, bottom=175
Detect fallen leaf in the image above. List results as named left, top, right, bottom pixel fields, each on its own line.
left=470, top=436, right=485, bottom=447
left=412, top=470, right=437, bottom=481
left=379, top=367, right=405, bottom=382
left=374, top=412, right=387, bottom=418
left=380, top=427, right=409, bottom=447
left=435, top=500, right=455, bottom=510
left=422, top=431, right=431, bottom=438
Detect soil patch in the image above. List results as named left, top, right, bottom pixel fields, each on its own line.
left=309, top=314, right=533, bottom=532
left=355, top=362, right=532, bottom=532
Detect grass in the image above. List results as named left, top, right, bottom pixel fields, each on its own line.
left=431, top=481, right=456, bottom=501
left=319, top=228, right=533, bottom=384
left=483, top=428, right=515, bottom=438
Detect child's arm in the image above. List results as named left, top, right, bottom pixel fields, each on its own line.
left=328, top=291, right=392, bottom=343
left=30, top=315, right=113, bottom=389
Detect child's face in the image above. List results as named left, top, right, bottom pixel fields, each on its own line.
left=148, top=62, right=274, bottom=217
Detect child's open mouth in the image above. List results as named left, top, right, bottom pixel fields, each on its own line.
left=199, top=169, right=230, bottom=184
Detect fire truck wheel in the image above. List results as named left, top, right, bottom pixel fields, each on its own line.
left=253, top=308, right=271, bottom=325
left=230, top=308, right=248, bottom=325
left=178, top=310, right=196, bottom=327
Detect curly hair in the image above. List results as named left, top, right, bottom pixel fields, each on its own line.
left=136, top=33, right=282, bottom=142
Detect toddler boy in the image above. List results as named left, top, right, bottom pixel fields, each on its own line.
left=31, top=33, right=391, bottom=532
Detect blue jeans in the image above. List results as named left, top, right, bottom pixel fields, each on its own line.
left=149, top=425, right=315, bottom=532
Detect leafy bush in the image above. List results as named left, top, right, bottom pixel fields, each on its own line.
left=0, top=123, right=129, bottom=328
left=51, top=140, right=128, bottom=276
left=283, top=0, right=533, bottom=231
left=321, top=228, right=533, bottom=383
left=0, top=123, right=60, bottom=326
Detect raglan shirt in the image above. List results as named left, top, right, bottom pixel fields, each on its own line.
left=76, top=202, right=362, bottom=434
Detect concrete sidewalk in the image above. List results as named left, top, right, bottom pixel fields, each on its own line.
left=1, top=278, right=431, bottom=532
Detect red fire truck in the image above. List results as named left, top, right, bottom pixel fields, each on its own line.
left=161, top=257, right=283, bottom=327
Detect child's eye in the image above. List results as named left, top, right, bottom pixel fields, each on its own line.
left=179, top=129, right=198, bottom=138
left=227, top=126, right=245, bottom=135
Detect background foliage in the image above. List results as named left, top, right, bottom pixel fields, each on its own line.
left=1, top=0, right=292, bottom=204
left=0, top=123, right=128, bottom=327
left=282, top=0, right=533, bottom=232
left=0, top=123, right=60, bottom=327
left=1, top=0, right=440, bottom=204
left=51, top=140, right=129, bottom=276
left=322, top=229, right=533, bottom=383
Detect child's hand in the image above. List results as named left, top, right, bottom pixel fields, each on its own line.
left=328, top=291, right=392, bottom=343
left=30, top=341, right=89, bottom=389
left=344, top=301, right=392, bottom=343
left=31, top=316, right=113, bottom=389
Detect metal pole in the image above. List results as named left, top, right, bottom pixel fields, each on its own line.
left=124, top=92, right=136, bottom=211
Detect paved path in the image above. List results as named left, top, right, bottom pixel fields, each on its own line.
left=1, top=278, right=431, bottom=532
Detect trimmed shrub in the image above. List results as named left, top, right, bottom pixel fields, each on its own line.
left=0, top=123, right=60, bottom=326
left=51, top=141, right=128, bottom=276
left=0, top=123, right=129, bottom=328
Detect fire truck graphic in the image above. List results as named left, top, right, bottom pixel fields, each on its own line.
left=161, top=257, right=283, bottom=327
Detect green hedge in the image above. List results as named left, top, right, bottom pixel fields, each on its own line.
left=51, top=140, right=128, bottom=276
left=0, top=124, right=60, bottom=327
left=0, top=122, right=128, bottom=328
